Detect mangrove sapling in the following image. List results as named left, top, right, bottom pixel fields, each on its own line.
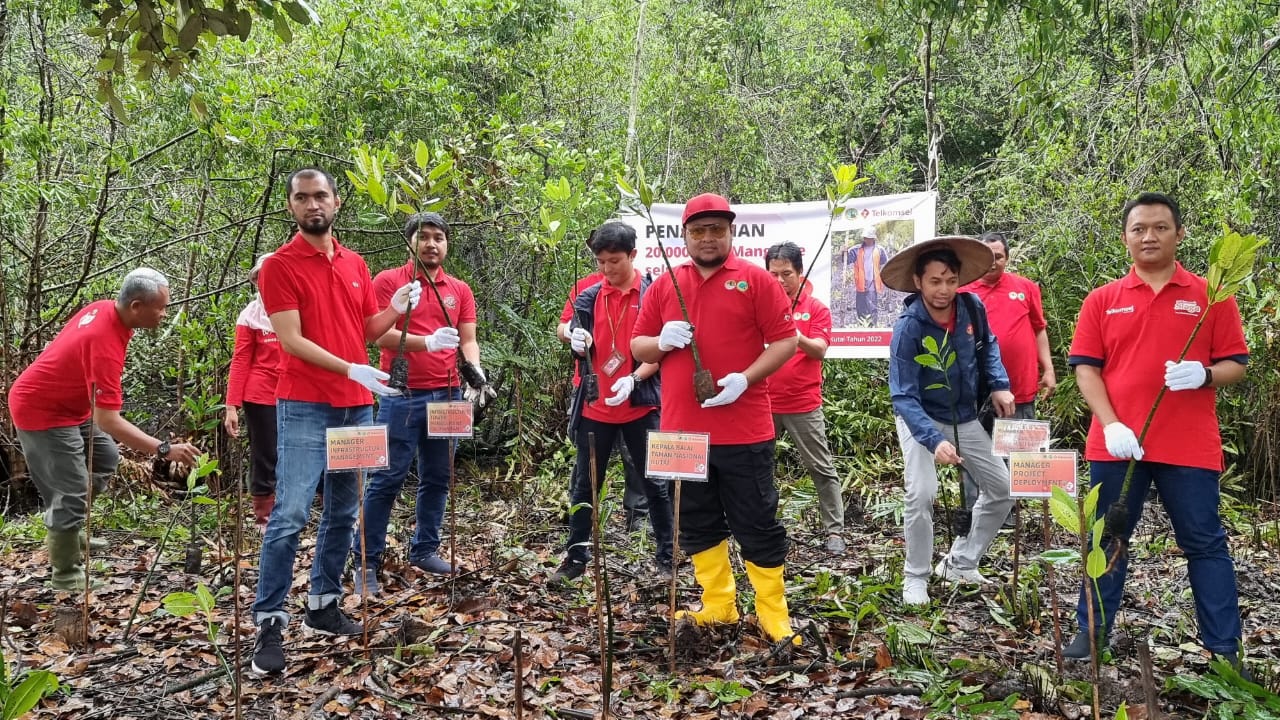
left=913, top=332, right=970, bottom=545
left=1103, top=228, right=1264, bottom=547
left=162, top=582, right=237, bottom=691
left=789, top=164, right=869, bottom=314
left=616, top=168, right=715, bottom=403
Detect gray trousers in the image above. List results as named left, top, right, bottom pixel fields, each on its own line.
left=16, top=421, right=119, bottom=531
left=964, top=401, right=1036, bottom=509
left=896, top=416, right=1013, bottom=581
left=774, top=409, right=844, bottom=534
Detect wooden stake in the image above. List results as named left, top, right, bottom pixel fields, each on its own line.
left=1044, top=500, right=1063, bottom=675
left=232, top=447, right=244, bottom=720
left=668, top=478, right=682, bottom=674
left=1010, top=500, right=1021, bottom=617
left=357, top=468, right=369, bottom=656
left=513, top=628, right=524, bottom=720
left=1137, top=639, right=1161, bottom=720
left=82, top=383, right=97, bottom=638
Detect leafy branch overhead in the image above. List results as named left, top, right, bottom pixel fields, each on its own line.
left=83, top=0, right=319, bottom=115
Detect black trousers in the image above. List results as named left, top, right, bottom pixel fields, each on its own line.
left=678, top=440, right=789, bottom=567
left=243, top=401, right=278, bottom=497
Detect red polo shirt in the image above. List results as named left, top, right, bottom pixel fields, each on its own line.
left=1069, top=263, right=1247, bottom=471
left=634, top=257, right=795, bottom=444
left=961, top=272, right=1047, bottom=403
left=767, top=290, right=830, bottom=414
left=374, top=263, right=476, bottom=389
left=9, top=300, right=133, bottom=431
left=259, top=233, right=379, bottom=407
left=226, top=323, right=282, bottom=407
left=581, top=271, right=651, bottom=425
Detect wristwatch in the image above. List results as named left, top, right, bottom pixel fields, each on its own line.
left=156, top=440, right=172, bottom=458
left=1200, top=366, right=1214, bottom=388
left=630, top=372, right=641, bottom=385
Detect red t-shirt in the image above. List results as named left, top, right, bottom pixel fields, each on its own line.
left=633, top=257, right=795, bottom=444
left=1068, top=264, right=1247, bottom=471
left=259, top=233, right=379, bottom=407
left=8, top=300, right=132, bottom=431
left=581, top=271, right=651, bottom=425
left=374, top=263, right=477, bottom=389
left=961, top=272, right=1047, bottom=403
left=226, top=321, right=282, bottom=407
left=767, top=291, right=830, bottom=414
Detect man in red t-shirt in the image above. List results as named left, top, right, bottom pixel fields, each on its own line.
left=556, top=232, right=650, bottom=531
left=959, top=231, right=1056, bottom=524
left=1063, top=193, right=1248, bottom=674
left=551, top=222, right=673, bottom=583
left=250, top=167, right=421, bottom=676
left=764, top=242, right=851, bottom=555
left=9, top=268, right=201, bottom=590
left=633, top=193, right=800, bottom=644
left=351, top=212, right=490, bottom=593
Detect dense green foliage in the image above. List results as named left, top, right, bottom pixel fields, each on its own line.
left=2, top=0, right=1278, bottom=500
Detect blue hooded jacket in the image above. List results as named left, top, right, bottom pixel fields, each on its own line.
left=888, top=292, right=1010, bottom=452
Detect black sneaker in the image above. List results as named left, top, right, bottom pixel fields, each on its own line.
left=251, top=617, right=286, bottom=675
left=549, top=558, right=587, bottom=583
left=655, top=558, right=674, bottom=582
left=1063, top=631, right=1107, bottom=661
left=303, top=602, right=363, bottom=636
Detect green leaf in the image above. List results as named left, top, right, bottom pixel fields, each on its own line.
left=1086, top=547, right=1107, bottom=578
left=1049, top=485, right=1080, bottom=534
left=1038, top=548, right=1081, bottom=565
left=922, top=335, right=939, bottom=354
left=1082, top=483, right=1100, bottom=524
left=163, top=591, right=199, bottom=617
left=283, top=1, right=320, bottom=25
left=925, top=382, right=946, bottom=390
left=415, top=140, right=430, bottom=169
left=914, top=353, right=941, bottom=370
left=1115, top=701, right=1128, bottom=720
left=196, top=583, right=216, bottom=612
left=615, top=174, right=637, bottom=197
left=367, top=175, right=386, bottom=205
left=2, top=670, right=58, bottom=720
left=272, top=11, right=293, bottom=42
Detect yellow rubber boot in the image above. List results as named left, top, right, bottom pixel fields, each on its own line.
left=674, top=540, right=740, bottom=626
left=745, top=561, right=800, bottom=645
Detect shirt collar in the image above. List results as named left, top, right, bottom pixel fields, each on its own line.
left=599, top=270, right=640, bottom=297
left=403, top=261, right=451, bottom=284
left=1121, top=262, right=1192, bottom=289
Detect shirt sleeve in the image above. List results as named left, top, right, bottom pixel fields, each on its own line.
left=1208, top=296, right=1249, bottom=364
left=633, top=275, right=669, bottom=337
left=226, top=323, right=255, bottom=407
left=457, top=281, right=478, bottom=325
left=88, top=344, right=126, bottom=412
left=756, top=272, right=797, bottom=344
left=372, top=270, right=397, bottom=311
left=559, top=294, right=575, bottom=324
left=1068, top=289, right=1105, bottom=367
left=809, top=299, right=832, bottom=344
left=358, top=258, right=378, bottom=318
left=258, top=255, right=298, bottom=315
left=1028, top=280, right=1048, bottom=333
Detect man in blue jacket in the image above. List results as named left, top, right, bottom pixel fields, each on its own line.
left=884, top=236, right=1016, bottom=606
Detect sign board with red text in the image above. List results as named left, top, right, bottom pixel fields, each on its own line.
left=427, top=402, right=474, bottom=438
left=326, top=425, right=389, bottom=471
left=991, top=419, right=1052, bottom=458
left=1009, top=451, right=1078, bottom=498
left=646, top=431, right=711, bottom=481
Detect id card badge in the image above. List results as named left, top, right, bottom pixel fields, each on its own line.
left=601, top=349, right=625, bottom=376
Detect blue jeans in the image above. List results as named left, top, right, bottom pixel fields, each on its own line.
left=253, top=400, right=371, bottom=624
left=353, top=387, right=461, bottom=570
left=1077, top=461, right=1241, bottom=653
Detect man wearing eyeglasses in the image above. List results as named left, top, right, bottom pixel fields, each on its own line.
left=633, top=193, right=801, bottom=645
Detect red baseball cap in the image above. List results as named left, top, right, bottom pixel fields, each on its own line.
left=681, top=193, right=736, bottom=225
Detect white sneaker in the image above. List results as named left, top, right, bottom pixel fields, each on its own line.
left=902, top=579, right=930, bottom=606
left=934, top=557, right=990, bottom=585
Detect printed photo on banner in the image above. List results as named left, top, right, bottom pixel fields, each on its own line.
left=990, top=418, right=1052, bottom=458
left=618, top=191, right=937, bottom=358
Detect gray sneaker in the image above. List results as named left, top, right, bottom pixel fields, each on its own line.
left=411, top=553, right=456, bottom=575
left=825, top=534, right=846, bottom=554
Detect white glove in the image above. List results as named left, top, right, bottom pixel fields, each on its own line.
left=570, top=328, right=593, bottom=355
left=604, top=375, right=635, bottom=407
left=390, top=281, right=422, bottom=313
left=1164, top=359, right=1207, bottom=392
left=657, top=320, right=693, bottom=351
left=347, top=364, right=399, bottom=397
left=1103, top=422, right=1144, bottom=461
left=464, top=383, right=497, bottom=408
left=701, top=372, right=748, bottom=408
left=425, top=326, right=460, bottom=352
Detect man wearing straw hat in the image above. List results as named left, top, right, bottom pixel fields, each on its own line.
left=633, top=193, right=801, bottom=644
left=883, top=236, right=1016, bottom=606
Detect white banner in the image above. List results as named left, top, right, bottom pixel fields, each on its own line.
left=618, top=191, right=936, bottom=358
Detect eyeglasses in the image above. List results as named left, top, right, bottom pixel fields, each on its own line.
left=686, top=224, right=730, bottom=240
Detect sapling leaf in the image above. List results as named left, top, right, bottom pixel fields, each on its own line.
left=1115, top=701, right=1128, bottom=720
left=914, top=353, right=941, bottom=370
left=195, top=583, right=216, bottom=613
left=1086, top=547, right=1107, bottom=579
left=1049, top=485, right=1080, bottom=534
left=3, top=670, right=59, bottom=720
left=414, top=139, right=430, bottom=170
left=925, top=383, right=946, bottom=390
left=1039, top=548, right=1081, bottom=565
left=922, top=336, right=939, bottom=354
left=1091, top=518, right=1107, bottom=550
left=1082, top=483, right=1100, bottom=524
left=163, top=591, right=199, bottom=617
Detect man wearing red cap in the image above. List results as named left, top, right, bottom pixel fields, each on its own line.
left=633, top=193, right=801, bottom=644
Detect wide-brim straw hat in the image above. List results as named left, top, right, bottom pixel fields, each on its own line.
left=879, top=235, right=995, bottom=292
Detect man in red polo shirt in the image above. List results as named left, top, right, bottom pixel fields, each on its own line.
left=551, top=221, right=673, bottom=582
left=556, top=231, right=650, bottom=532
left=351, top=212, right=490, bottom=594
left=250, top=167, right=421, bottom=676
left=633, top=193, right=800, bottom=644
left=9, top=268, right=201, bottom=590
left=764, top=242, right=851, bottom=555
left=1064, top=192, right=1248, bottom=674
left=959, top=231, right=1055, bottom=525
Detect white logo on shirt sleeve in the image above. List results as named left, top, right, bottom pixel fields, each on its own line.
left=77, top=309, right=99, bottom=328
